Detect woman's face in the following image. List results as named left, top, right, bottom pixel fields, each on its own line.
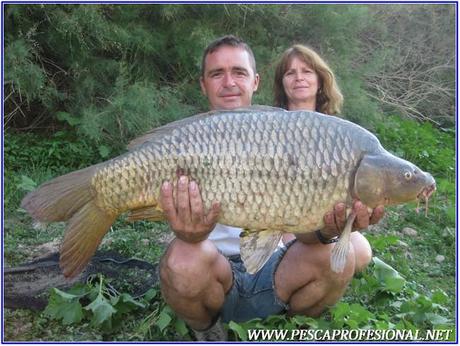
left=282, top=56, right=320, bottom=109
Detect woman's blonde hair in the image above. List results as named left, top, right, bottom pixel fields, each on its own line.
left=273, top=44, right=343, bottom=115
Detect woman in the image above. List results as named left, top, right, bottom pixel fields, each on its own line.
left=274, top=44, right=343, bottom=114
left=273, top=44, right=381, bottom=273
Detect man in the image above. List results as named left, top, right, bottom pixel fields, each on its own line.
left=159, top=35, right=384, bottom=340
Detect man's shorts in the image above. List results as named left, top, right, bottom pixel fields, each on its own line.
left=219, top=241, right=295, bottom=323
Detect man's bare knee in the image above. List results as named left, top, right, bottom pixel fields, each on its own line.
left=276, top=241, right=355, bottom=317
left=164, top=239, right=219, bottom=271
left=161, top=239, right=223, bottom=298
left=351, top=232, right=372, bottom=273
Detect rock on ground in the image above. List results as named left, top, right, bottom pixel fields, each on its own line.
left=402, top=227, right=418, bottom=237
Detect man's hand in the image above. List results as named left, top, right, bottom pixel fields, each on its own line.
left=160, top=176, right=221, bottom=243
left=321, top=201, right=384, bottom=238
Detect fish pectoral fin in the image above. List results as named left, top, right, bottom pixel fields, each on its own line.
left=330, top=212, right=356, bottom=273
left=127, top=206, right=165, bottom=222
left=240, top=229, right=283, bottom=274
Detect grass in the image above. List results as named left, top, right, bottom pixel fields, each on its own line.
left=2, top=117, right=457, bottom=341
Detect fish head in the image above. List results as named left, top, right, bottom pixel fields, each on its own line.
left=354, top=153, right=436, bottom=208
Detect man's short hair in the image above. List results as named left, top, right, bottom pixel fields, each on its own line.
left=201, top=35, right=257, bottom=77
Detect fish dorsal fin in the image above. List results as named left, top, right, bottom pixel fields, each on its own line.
left=240, top=229, right=283, bottom=274
left=127, top=206, right=165, bottom=222
left=127, top=106, right=285, bottom=150
left=127, top=110, right=217, bottom=150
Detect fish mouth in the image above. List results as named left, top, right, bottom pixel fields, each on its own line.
left=416, top=183, right=436, bottom=216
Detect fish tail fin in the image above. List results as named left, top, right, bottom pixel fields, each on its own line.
left=60, top=200, right=117, bottom=278
left=330, top=212, right=356, bottom=273
left=20, top=164, right=113, bottom=278
left=21, top=165, right=99, bottom=222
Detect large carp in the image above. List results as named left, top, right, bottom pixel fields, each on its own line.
left=21, top=106, right=436, bottom=278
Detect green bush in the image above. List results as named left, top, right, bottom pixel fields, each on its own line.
left=5, top=4, right=454, bottom=147
left=375, top=116, right=455, bottom=181
left=4, top=131, right=103, bottom=213
left=4, top=131, right=102, bottom=172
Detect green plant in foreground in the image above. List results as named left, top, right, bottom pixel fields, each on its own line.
left=42, top=274, right=191, bottom=340
left=44, top=275, right=147, bottom=330
left=41, top=257, right=453, bottom=341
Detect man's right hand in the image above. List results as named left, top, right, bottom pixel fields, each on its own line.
left=160, top=176, right=221, bottom=243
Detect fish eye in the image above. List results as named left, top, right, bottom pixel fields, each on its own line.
left=404, top=171, right=412, bottom=180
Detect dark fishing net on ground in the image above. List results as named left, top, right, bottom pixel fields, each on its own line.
left=4, top=250, right=159, bottom=310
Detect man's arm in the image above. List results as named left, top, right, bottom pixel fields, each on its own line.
left=160, top=176, right=220, bottom=243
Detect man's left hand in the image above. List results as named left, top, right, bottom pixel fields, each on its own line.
left=322, top=201, right=384, bottom=237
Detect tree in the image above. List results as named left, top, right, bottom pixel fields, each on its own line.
left=3, top=3, right=455, bottom=149
left=359, top=4, right=455, bottom=126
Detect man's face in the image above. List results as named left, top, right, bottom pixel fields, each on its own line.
left=200, top=46, right=260, bottom=110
